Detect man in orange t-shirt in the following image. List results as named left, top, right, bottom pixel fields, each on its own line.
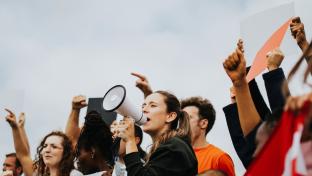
left=182, top=97, right=235, bottom=176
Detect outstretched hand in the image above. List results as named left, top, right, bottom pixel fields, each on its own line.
left=17, top=112, right=26, bottom=128
left=5, top=109, right=18, bottom=128
left=72, top=95, right=87, bottom=110
left=223, top=47, right=246, bottom=87
left=131, top=72, right=153, bottom=98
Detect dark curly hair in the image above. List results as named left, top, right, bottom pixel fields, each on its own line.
left=181, top=96, right=216, bottom=135
left=75, top=111, right=114, bottom=166
left=33, top=131, right=74, bottom=176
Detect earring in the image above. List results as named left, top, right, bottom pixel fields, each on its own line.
left=91, top=152, right=95, bottom=159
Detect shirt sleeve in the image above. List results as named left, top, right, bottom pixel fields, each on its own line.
left=217, top=154, right=236, bottom=176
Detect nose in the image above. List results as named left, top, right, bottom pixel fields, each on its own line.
left=43, top=145, right=51, bottom=153
left=142, top=106, right=148, bottom=114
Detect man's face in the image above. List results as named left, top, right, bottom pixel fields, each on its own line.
left=183, top=106, right=203, bottom=141
left=2, top=156, right=21, bottom=176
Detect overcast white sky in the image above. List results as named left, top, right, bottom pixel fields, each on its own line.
left=1, top=0, right=311, bottom=175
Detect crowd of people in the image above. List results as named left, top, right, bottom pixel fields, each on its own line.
left=2, top=16, right=312, bottom=176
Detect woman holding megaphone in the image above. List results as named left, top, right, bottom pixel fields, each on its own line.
left=115, top=90, right=198, bottom=176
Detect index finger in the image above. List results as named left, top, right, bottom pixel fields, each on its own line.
left=4, top=108, right=14, bottom=116
left=131, top=72, right=146, bottom=81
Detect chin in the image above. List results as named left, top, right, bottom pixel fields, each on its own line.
left=142, top=126, right=150, bottom=133
left=45, top=162, right=57, bottom=168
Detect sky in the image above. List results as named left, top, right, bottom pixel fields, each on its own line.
left=0, top=0, right=311, bottom=175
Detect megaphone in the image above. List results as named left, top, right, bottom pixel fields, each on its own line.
left=102, top=85, right=147, bottom=125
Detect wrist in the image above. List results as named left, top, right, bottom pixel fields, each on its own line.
left=125, top=139, right=138, bottom=154
left=267, top=65, right=278, bottom=71
left=299, top=40, right=309, bottom=51
left=143, top=89, right=153, bottom=98
left=232, top=77, right=247, bottom=87
left=71, top=107, right=81, bottom=111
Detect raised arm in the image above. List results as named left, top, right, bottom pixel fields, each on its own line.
left=290, top=17, right=312, bottom=64
left=264, top=48, right=289, bottom=110
left=223, top=47, right=261, bottom=136
left=131, top=72, right=153, bottom=98
left=16, top=113, right=30, bottom=155
left=65, top=95, right=87, bottom=147
left=5, top=109, right=33, bottom=176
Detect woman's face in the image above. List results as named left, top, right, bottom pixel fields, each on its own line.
left=41, top=135, right=64, bottom=168
left=77, top=148, right=98, bottom=174
left=142, top=93, right=170, bottom=137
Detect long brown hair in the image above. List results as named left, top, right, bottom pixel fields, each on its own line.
left=145, top=91, right=191, bottom=162
left=33, top=131, right=74, bottom=176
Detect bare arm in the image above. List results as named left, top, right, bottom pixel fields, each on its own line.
left=223, top=43, right=261, bottom=136
left=65, top=95, right=87, bottom=147
left=290, top=17, right=311, bottom=63
left=5, top=109, right=33, bottom=176
left=17, top=113, right=30, bottom=154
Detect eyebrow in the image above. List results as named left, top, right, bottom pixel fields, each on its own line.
left=147, top=101, right=158, bottom=105
left=45, top=143, right=63, bottom=148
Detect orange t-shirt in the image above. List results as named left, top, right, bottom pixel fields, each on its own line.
left=194, top=144, right=235, bottom=176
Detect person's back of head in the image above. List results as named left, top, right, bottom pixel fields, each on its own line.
left=76, top=111, right=114, bottom=174
left=3, top=153, right=23, bottom=176
left=181, top=96, right=216, bottom=135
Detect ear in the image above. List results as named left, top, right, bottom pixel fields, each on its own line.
left=16, top=166, right=23, bottom=174
left=165, top=112, right=177, bottom=123
left=91, top=147, right=96, bottom=159
left=199, top=119, right=208, bottom=129
left=91, top=147, right=96, bottom=154
left=135, top=136, right=140, bottom=145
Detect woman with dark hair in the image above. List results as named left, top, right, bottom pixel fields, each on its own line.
left=116, top=91, right=198, bottom=176
left=74, top=111, right=114, bottom=175
left=5, top=109, right=75, bottom=176
left=65, top=96, right=115, bottom=175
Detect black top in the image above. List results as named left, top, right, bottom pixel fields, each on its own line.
left=124, top=136, right=198, bottom=176
left=223, top=77, right=269, bottom=168
left=263, top=68, right=288, bottom=111
left=223, top=68, right=288, bottom=168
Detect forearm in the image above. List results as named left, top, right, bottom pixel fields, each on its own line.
left=234, top=79, right=261, bottom=136
left=12, top=128, right=33, bottom=176
left=19, top=127, right=30, bottom=154
left=65, top=109, right=81, bottom=146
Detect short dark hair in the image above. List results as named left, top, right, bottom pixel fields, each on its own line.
left=181, top=96, right=216, bottom=135
left=5, top=153, right=22, bottom=169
